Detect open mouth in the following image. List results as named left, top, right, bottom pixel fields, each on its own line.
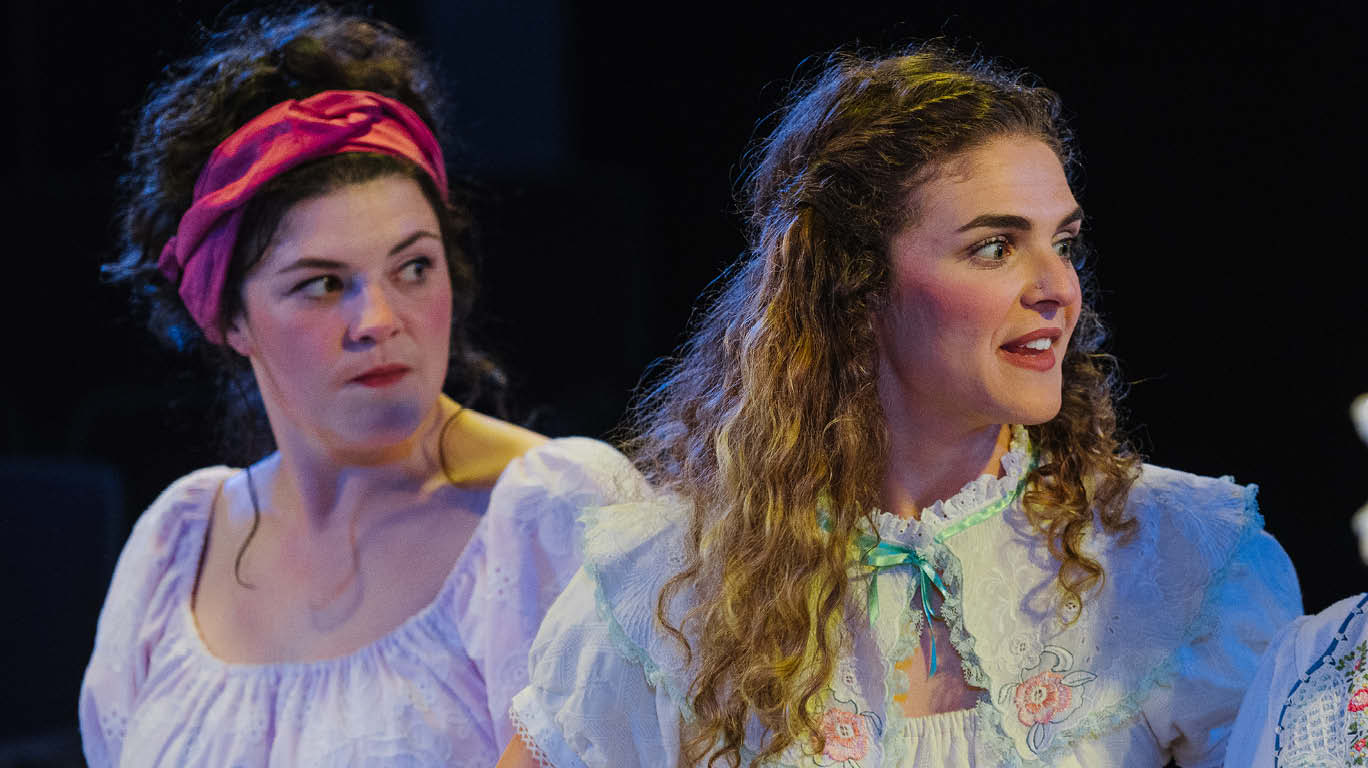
left=999, top=331, right=1060, bottom=371
left=1001, top=337, right=1053, bottom=354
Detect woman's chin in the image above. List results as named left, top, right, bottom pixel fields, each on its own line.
left=1002, top=396, right=1063, bottom=428
left=327, top=402, right=430, bottom=458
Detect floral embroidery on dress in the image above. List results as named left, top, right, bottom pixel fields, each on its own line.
left=1338, top=640, right=1368, bottom=763
left=996, top=645, right=1095, bottom=755
left=1005, top=632, right=1041, bottom=662
left=1274, top=599, right=1368, bottom=768
left=810, top=690, right=883, bottom=767
left=1013, top=669, right=1073, bottom=726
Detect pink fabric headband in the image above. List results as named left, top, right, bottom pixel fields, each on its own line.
left=157, top=90, right=448, bottom=344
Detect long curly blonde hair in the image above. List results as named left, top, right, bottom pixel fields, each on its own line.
left=625, top=46, right=1140, bottom=766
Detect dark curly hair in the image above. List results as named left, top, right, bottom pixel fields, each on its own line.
left=626, top=45, right=1141, bottom=766
left=104, top=5, right=502, bottom=463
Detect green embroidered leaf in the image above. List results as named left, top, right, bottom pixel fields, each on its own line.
left=1062, top=670, right=1097, bottom=687
left=1026, top=723, right=1047, bottom=755
left=997, top=684, right=1016, bottom=704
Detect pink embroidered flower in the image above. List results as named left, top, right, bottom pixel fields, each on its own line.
left=1014, top=670, right=1073, bottom=726
left=819, top=708, right=868, bottom=762
left=1355, top=736, right=1367, bottom=753
left=1349, top=687, right=1368, bottom=713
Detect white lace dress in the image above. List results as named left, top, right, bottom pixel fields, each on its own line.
left=79, top=437, right=643, bottom=768
left=510, top=428, right=1301, bottom=767
left=1226, top=593, right=1368, bottom=767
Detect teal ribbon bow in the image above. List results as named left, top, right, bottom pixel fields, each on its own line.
left=855, top=533, right=949, bottom=676
left=815, top=429, right=1038, bottom=678
left=816, top=512, right=950, bottom=675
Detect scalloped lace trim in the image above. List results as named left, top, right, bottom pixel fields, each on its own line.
left=877, top=534, right=998, bottom=766
left=869, top=431, right=1027, bottom=767
left=874, top=573, right=930, bottom=765
left=579, top=505, right=695, bottom=721
left=871, top=425, right=1032, bottom=548
left=509, top=707, right=554, bottom=768
left=929, top=542, right=993, bottom=691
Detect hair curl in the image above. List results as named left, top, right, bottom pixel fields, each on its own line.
left=104, top=4, right=502, bottom=463
left=625, top=45, right=1140, bottom=766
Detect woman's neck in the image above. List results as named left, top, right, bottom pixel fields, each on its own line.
left=880, top=416, right=1011, bottom=522
left=259, top=396, right=457, bottom=533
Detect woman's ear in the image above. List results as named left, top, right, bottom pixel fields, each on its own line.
left=225, top=315, right=254, bottom=358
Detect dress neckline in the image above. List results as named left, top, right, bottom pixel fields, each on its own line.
left=869, top=425, right=1034, bottom=549
left=174, top=467, right=494, bottom=675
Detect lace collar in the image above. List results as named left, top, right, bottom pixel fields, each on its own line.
left=869, top=424, right=1035, bottom=550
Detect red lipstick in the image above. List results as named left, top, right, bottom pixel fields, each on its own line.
left=998, top=329, right=1062, bottom=372
left=351, top=364, right=410, bottom=388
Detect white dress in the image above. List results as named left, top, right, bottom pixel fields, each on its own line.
left=79, top=437, right=644, bottom=768
left=510, top=429, right=1301, bottom=767
left=1226, top=593, right=1368, bottom=767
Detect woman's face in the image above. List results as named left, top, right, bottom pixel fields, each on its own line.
left=875, top=135, right=1083, bottom=435
left=227, top=175, right=453, bottom=458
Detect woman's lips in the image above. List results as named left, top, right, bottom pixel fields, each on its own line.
left=351, top=365, right=410, bottom=387
left=999, top=329, right=1062, bottom=372
left=998, top=345, right=1056, bottom=371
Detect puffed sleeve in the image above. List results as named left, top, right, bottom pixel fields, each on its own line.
left=1139, top=522, right=1300, bottom=767
left=78, top=467, right=230, bottom=768
left=509, top=492, right=699, bottom=768
left=509, top=568, right=687, bottom=768
left=462, top=437, right=649, bottom=752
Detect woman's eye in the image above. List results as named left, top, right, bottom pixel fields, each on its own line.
left=292, top=275, right=343, bottom=298
left=1055, top=236, right=1087, bottom=268
left=397, top=257, right=433, bottom=284
left=969, top=237, right=1011, bottom=263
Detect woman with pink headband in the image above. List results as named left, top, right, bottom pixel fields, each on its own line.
left=80, top=8, right=641, bottom=766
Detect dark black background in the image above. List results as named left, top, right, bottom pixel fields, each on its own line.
left=2, top=0, right=1364, bottom=758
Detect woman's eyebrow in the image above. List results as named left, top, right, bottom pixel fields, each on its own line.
left=271, top=231, right=441, bottom=275
left=956, top=206, right=1085, bottom=232
left=388, top=230, right=441, bottom=256
left=274, top=257, right=346, bottom=275
left=1059, top=206, right=1085, bottom=228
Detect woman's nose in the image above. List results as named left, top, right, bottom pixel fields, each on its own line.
left=349, top=282, right=401, bottom=343
left=1022, top=245, right=1080, bottom=314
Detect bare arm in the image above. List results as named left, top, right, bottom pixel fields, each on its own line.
left=496, top=736, right=543, bottom=768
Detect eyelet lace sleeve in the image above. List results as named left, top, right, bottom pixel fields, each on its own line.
left=509, top=567, right=688, bottom=768
left=78, top=467, right=232, bottom=768
left=465, top=437, right=649, bottom=752
left=509, top=494, right=697, bottom=768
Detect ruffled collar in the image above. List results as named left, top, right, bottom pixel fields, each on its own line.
left=869, top=425, right=1034, bottom=550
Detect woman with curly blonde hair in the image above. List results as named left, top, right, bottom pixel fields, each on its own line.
left=501, top=45, right=1299, bottom=767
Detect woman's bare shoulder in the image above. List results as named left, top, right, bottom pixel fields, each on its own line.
left=440, top=408, right=549, bottom=488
